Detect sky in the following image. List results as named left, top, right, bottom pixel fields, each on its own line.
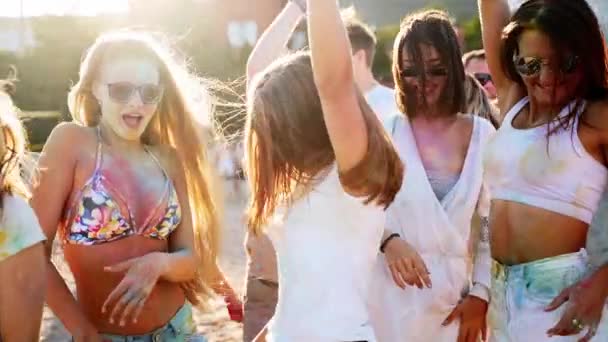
left=1, top=0, right=130, bottom=17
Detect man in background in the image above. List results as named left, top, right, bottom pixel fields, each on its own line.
left=463, top=49, right=497, bottom=100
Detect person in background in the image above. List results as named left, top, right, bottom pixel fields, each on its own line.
left=464, top=73, right=500, bottom=128
left=463, top=49, right=497, bottom=100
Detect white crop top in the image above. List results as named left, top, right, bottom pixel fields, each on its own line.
left=484, top=97, right=607, bottom=224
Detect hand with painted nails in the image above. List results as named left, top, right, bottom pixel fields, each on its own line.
left=443, top=295, right=489, bottom=342
left=383, top=237, right=432, bottom=289
left=101, top=252, right=168, bottom=327
left=545, top=266, right=608, bottom=342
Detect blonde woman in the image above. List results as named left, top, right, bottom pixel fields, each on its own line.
left=0, top=77, right=46, bottom=341
left=31, top=30, right=237, bottom=341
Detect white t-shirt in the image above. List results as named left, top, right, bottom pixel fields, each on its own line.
left=365, top=84, right=399, bottom=125
left=266, top=167, right=385, bottom=342
left=0, top=194, right=45, bottom=262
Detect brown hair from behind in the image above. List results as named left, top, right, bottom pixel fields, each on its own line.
left=245, top=52, right=403, bottom=235
left=392, top=9, right=466, bottom=117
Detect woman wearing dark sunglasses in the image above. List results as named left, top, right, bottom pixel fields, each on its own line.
left=30, top=30, right=239, bottom=341
left=369, top=10, right=496, bottom=342
left=480, top=0, right=608, bottom=340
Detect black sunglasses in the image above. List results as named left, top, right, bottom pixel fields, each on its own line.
left=107, top=82, right=164, bottom=105
left=474, top=73, right=493, bottom=86
left=400, top=66, right=448, bottom=78
left=512, top=55, right=579, bottom=77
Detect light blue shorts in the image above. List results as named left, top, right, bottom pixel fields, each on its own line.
left=100, top=304, right=206, bottom=342
left=489, top=250, right=608, bottom=341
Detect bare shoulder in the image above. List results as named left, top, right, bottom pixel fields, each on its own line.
left=42, top=122, right=96, bottom=161
left=584, top=99, right=608, bottom=130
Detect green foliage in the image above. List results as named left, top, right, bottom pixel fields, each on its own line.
left=372, top=24, right=399, bottom=85
left=462, top=16, right=483, bottom=52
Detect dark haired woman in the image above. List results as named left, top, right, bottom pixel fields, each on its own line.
left=480, top=0, right=608, bottom=340
left=369, top=10, right=496, bottom=342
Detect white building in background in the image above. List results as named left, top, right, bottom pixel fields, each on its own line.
left=0, top=18, right=36, bottom=54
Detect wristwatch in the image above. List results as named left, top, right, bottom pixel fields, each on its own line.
left=289, top=0, right=306, bottom=12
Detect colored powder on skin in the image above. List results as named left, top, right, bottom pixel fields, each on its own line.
left=101, top=154, right=167, bottom=228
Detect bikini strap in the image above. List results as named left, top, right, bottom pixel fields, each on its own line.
left=503, top=97, right=529, bottom=128
left=94, top=126, right=104, bottom=172
left=143, top=146, right=170, bottom=180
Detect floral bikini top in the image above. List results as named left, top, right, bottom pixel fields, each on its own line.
left=63, top=128, right=182, bottom=245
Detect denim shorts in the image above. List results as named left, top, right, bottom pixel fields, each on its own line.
left=489, top=250, right=608, bottom=341
left=100, top=304, right=206, bottom=342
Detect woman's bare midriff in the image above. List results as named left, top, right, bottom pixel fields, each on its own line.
left=64, top=236, right=186, bottom=335
left=490, top=200, right=589, bottom=265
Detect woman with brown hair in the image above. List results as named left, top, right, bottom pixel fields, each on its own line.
left=31, top=30, right=238, bottom=341
left=480, top=0, right=608, bottom=340
left=245, top=0, right=403, bottom=340
left=0, top=76, right=47, bottom=341
left=369, top=10, right=496, bottom=342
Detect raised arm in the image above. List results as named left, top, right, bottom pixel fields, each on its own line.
left=246, top=1, right=305, bottom=88
left=308, top=0, right=367, bottom=173
left=478, top=0, right=513, bottom=99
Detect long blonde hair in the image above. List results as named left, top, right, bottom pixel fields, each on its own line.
left=245, top=52, right=403, bottom=235
left=0, top=76, right=31, bottom=203
left=68, top=30, right=219, bottom=306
